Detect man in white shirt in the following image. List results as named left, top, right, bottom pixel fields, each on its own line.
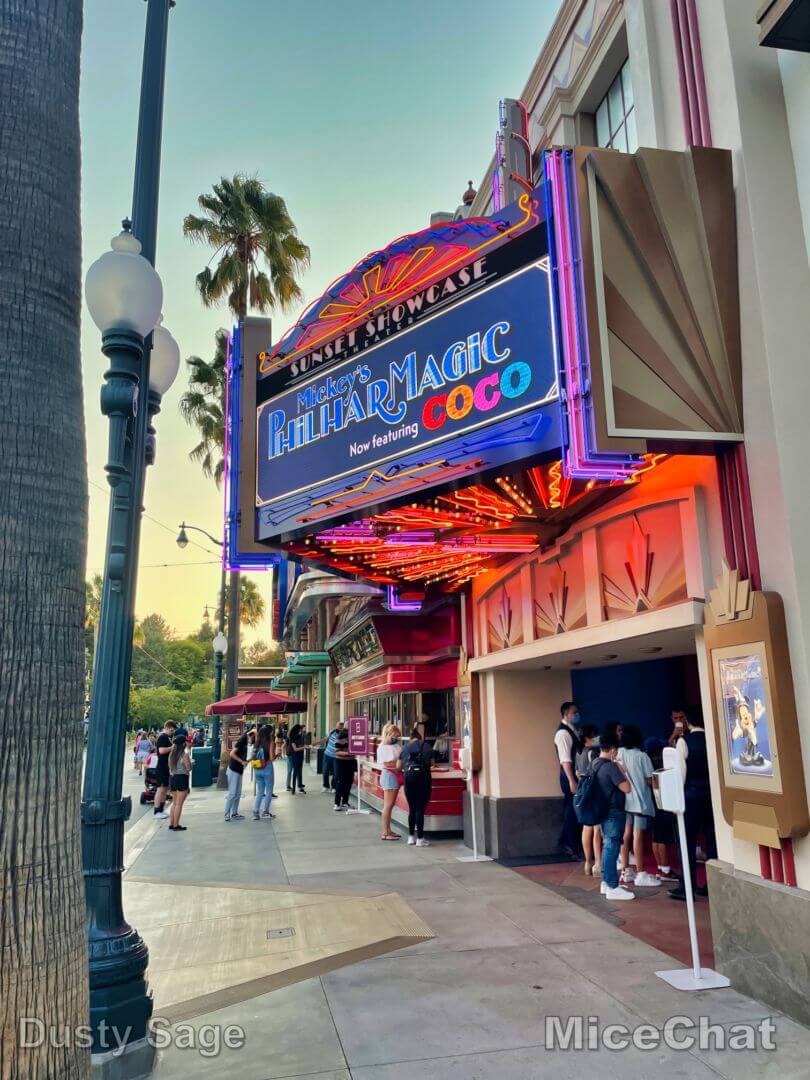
left=555, top=702, right=583, bottom=857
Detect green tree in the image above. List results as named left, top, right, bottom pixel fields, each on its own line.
left=179, top=328, right=227, bottom=485
left=165, top=639, right=208, bottom=691
left=129, top=686, right=182, bottom=731
left=183, top=174, right=310, bottom=321
left=128, top=680, right=215, bottom=729
left=242, top=639, right=285, bottom=667
left=180, top=679, right=215, bottom=719
left=194, top=615, right=215, bottom=645
left=131, top=613, right=174, bottom=688
left=1, top=2, right=89, bottom=1074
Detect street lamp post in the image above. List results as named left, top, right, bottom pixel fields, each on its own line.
left=212, top=630, right=228, bottom=764
left=81, top=1, right=176, bottom=1069
left=177, top=522, right=228, bottom=774
left=83, top=227, right=179, bottom=1068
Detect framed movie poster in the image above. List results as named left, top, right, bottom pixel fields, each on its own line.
left=704, top=578, right=808, bottom=844
left=712, top=642, right=781, bottom=795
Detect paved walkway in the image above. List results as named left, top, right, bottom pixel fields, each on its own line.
left=122, top=763, right=810, bottom=1079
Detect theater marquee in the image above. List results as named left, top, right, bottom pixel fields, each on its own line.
left=224, top=142, right=743, bottom=575
left=255, top=263, right=558, bottom=538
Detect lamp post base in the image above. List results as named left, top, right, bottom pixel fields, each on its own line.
left=91, top=1035, right=155, bottom=1080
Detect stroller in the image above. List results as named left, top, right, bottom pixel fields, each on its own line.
left=139, top=752, right=172, bottom=805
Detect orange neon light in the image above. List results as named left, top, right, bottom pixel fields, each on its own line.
left=259, top=193, right=537, bottom=374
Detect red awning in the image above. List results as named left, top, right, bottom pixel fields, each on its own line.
left=204, top=690, right=307, bottom=716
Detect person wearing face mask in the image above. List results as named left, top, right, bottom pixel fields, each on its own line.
left=555, top=702, right=583, bottom=858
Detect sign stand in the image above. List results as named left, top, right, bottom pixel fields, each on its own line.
left=345, top=766, right=371, bottom=816
left=456, top=750, right=491, bottom=862
left=346, top=715, right=371, bottom=816
left=654, top=751, right=729, bottom=992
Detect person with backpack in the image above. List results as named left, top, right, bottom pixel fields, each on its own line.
left=575, top=725, right=601, bottom=876
left=400, top=727, right=434, bottom=846
left=574, top=729, right=634, bottom=900
left=252, top=724, right=277, bottom=820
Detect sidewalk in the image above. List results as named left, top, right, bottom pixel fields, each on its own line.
left=123, top=762, right=810, bottom=1078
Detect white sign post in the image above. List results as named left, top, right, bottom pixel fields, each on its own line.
left=457, top=745, right=492, bottom=863
left=654, top=749, right=729, bottom=992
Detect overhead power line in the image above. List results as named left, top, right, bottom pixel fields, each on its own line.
left=87, top=477, right=221, bottom=556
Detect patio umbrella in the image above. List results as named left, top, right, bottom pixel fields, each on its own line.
left=204, top=689, right=307, bottom=716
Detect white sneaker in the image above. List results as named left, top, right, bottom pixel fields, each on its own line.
left=606, top=885, right=635, bottom=901
left=634, top=872, right=662, bottom=887
left=628, top=853, right=637, bottom=867
left=154, top=810, right=169, bottom=820
left=407, top=835, right=416, bottom=845
left=416, top=838, right=431, bottom=847
left=620, top=868, right=635, bottom=885
left=600, top=880, right=609, bottom=894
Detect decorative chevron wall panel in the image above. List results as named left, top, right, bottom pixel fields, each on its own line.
left=577, top=144, right=742, bottom=447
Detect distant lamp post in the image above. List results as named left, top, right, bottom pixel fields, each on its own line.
left=176, top=523, right=228, bottom=773
left=83, top=222, right=179, bottom=1062
left=210, top=629, right=228, bottom=772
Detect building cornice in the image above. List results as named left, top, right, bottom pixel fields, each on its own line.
left=470, top=0, right=625, bottom=216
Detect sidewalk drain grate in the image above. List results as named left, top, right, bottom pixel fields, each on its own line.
left=267, top=927, right=295, bottom=939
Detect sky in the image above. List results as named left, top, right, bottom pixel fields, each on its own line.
left=80, top=0, right=562, bottom=643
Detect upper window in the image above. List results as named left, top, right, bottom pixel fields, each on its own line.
left=595, top=59, right=637, bottom=154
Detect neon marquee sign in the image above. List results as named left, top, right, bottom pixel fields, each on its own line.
left=255, top=262, right=559, bottom=540
left=257, top=191, right=544, bottom=396
left=263, top=318, right=530, bottom=464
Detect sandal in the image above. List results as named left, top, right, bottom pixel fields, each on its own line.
left=381, top=834, right=400, bottom=841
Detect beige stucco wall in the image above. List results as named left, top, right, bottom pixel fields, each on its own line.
left=479, top=668, right=572, bottom=798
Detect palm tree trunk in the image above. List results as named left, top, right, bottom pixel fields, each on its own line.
left=0, top=2, right=89, bottom=1078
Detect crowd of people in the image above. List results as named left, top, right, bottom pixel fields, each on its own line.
left=555, top=701, right=716, bottom=903
left=134, top=712, right=440, bottom=846
left=316, top=716, right=436, bottom=844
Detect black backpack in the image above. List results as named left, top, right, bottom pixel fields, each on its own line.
left=403, top=740, right=429, bottom=776
left=573, top=758, right=610, bottom=826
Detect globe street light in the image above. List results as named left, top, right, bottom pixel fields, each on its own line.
left=176, top=522, right=228, bottom=773
left=83, top=223, right=179, bottom=1067
left=81, top=1, right=176, bottom=1070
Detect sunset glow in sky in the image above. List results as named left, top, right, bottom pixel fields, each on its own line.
left=80, top=0, right=561, bottom=641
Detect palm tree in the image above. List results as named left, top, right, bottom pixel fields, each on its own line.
left=179, top=328, right=227, bottom=485
left=230, top=577, right=265, bottom=628
left=183, top=174, right=310, bottom=320
left=0, top=2, right=88, bottom=1076
left=85, top=573, right=104, bottom=683
left=183, top=175, right=309, bottom=696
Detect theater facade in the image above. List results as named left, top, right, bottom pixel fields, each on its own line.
left=224, top=0, right=810, bottom=1024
